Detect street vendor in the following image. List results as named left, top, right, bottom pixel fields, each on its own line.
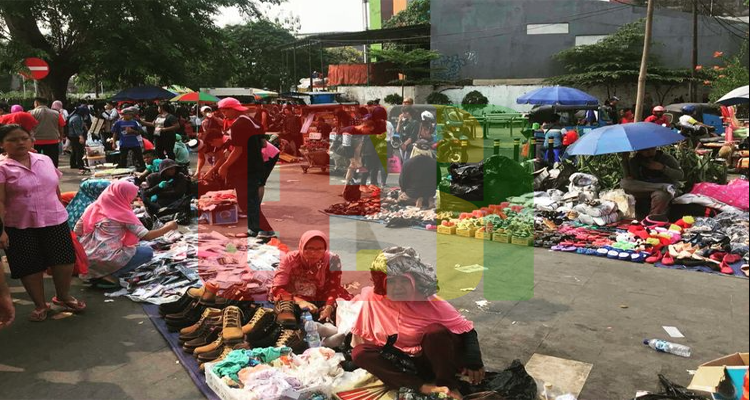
left=399, top=140, right=439, bottom=209
left=270, top=230, right=352, bottom=328
left=135, top=150, right=162, bottom=184
left=143, top=159, right=191, bottom=214
left=621, top=147, right=684, bottom=217
left=75, top=180, right=178, bottom=288
left=351, top=247, right=484, bottom=400
left=198, top=105, right=223, bottom=141
left=193, top=130, right=231, bottom=179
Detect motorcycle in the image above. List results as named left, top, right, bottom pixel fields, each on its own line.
left=436, top=121, right=468, bottom=163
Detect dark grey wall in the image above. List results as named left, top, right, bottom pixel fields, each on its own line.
left=430, top=0, right=747, bottom=80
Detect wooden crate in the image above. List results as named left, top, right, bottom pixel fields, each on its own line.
left=493, top=233, right=511, bottom=243
left=475, top=230, right=492, bottom=240
left=437, top=225, right=456, bottom=235
left=511, top=236, right=534, bottom=246
left=457, top=227, right=477, bottom=238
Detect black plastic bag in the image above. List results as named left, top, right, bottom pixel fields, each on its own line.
left=450, top=182, right=484, bottom=201
left=636, top=374, right=711, bottom=400
left=458, top=360, right=536, bottom=400
left=449, top=162, right=484, bottom=185
left=379, top=334, right=419, bottom=376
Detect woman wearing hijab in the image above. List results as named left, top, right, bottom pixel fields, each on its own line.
left=270, top=230, right=352, bottom=328
left=74, top=180, right=178, bottom=287
left=51, top=100, right=69, bottom=120
left=66, top=180, right=111, bottom=230
left=10, top=105, right=24, bottom=113
left=351, top=247, right=485, bottom=400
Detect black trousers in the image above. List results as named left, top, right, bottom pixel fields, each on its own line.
left=155, top=133, right=176, bottom=160
left=119, top=146, right=146, bottom=171
left=69, top=137, right=85, bottom=169
left=34, top=142, right=60, bottom=167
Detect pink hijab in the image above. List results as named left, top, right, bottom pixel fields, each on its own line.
left=352, top=286, right=474, bottom=355
left=271, top=230, right=332, bottom=297
left=80, top=180, right=143, bottom=246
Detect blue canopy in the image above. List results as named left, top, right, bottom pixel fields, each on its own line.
left=517, top=86, right=599, bottom=106
left=566, top=122, right=685, bottom=156
left=110, top=85, right=177, bottom=101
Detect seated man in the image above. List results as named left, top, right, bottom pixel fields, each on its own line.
left=142, top=159, right=191, bottom=215
left=621, top=148, right=684, bottom=218
left=173, top=134, right=191, bottom=173
left=135, top=150, right=162, bottom=184
left=678, top=105, right=717, bottom=147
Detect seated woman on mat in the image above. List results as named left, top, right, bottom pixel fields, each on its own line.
left=66, top=179, right=110, bottom=230
left=75, top=180, right=178, bottom=288
left=270, top=230, right=352, bottom=329
left=351, top=247, right=485, bottom=400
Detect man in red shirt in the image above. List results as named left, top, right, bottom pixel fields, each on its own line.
left=645, top=106, right=670, bottom=126
left=216, top=97, right=273, bottom=237
left=0, top=102, right=39, bottom=133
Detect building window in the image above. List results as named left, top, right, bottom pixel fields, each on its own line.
left=575, top=35, right=609, bottom=46
left=527, top=23, right=569, bottom=35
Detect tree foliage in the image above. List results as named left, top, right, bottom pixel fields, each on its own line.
left=384, top=93, right=404, bottom=105
left=426, top=91, right=450, bottom=105
left=704, top=37, right=749, bottom=102
left=461, top=90, right=489, bottom=109
left=547, top=19, right=696, bottom=102
left=383, top=0, right=430, bottom=28
left=0, top=0, right=279, bottom=100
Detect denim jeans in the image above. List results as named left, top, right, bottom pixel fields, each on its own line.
left=113, top=246, right=154, bottom=278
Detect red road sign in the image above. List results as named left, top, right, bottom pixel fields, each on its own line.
left=20, top=58, right=49, bottom=80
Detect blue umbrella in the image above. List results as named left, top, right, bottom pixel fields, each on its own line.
left=517, top=86, right=599, bottom=106
left=111, top=85, right=177, bottom=101
left=566, top=122, right=685, bottom=156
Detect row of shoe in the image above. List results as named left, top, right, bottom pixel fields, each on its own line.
left=158, top=288, right=308, bottom=370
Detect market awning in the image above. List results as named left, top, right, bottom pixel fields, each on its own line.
left=278, top=24, right=430, bottom=50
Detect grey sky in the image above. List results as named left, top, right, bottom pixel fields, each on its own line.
left=215, top=0, right=368, bottom=34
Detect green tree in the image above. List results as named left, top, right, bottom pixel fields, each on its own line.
left=547, top=20, right=696, bottom=104
left=704, top=38, right=749, bottom=103
left=383, top=0, right=430, bottom=28
left=0, top=0, right=278, bottom=100
left=325, top=47, right=363, bottom=65
left=369, top=47, right=440, bottom=96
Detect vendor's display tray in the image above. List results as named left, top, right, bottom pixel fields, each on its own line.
left=205, top=362, right=327, bottom=400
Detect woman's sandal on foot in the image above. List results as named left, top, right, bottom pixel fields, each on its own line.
left=29, top=306, right=51, bottom=322
left=52, top=296, right=87, bottom=313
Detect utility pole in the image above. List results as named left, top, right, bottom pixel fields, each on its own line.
left=689, top=0, right=699, bottom=102
left=634, top=0, right=656, bottom=122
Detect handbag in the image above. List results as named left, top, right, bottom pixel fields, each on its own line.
left=379, top=334, right=419, bottom=376
left=70, top=232, right=89, bottom=276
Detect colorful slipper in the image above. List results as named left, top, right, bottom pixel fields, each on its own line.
left=29, top=306, right=50, bottom=322
left=52, top=296, right=87, bottom=313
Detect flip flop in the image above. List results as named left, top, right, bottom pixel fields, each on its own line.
left=52, top=296, right=87, bottom=313
left=29, top=306, right=50, bottom=322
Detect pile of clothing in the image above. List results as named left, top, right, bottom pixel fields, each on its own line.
left=197, top=190, right=238, bottom=212
left=324, top=195, right=382, bottom=216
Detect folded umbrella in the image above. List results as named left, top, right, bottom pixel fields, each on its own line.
left=566, top=122, right=685, bottom=156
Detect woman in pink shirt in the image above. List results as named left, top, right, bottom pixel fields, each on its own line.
left=0, top=124, right=86, bottom=322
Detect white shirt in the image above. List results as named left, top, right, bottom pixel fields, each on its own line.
left=678, top=115, right=699, bottom=128
left=385, top=120, right=394, bottom=142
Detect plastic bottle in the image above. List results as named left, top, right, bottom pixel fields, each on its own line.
left=643, top=338, right=691, bottom=357
left=302, top=309, right=321, bottom=348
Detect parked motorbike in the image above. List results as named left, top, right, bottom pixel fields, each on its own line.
left=436, top=121, right=469, bottom=163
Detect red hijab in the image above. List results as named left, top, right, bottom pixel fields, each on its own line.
left=80, top=180, right=143, bottom=246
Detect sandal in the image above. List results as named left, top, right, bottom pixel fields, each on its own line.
left=29, top=306, right=50, bottom=322
left=52, top=296, right=87, bottom=313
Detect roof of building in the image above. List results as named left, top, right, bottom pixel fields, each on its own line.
left=278, top=24, right=430, bottom=50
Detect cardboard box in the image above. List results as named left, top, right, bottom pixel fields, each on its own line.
left=457, top=227, right=477, bottom=238
left=493, top=233, right=510, bottom=243
left=511, top=236, right=534, bottom=246
left=437, top=225, right=456, bottom=235
left=688, top=353, right=748, bottom=398
left=201, top=205, right=239, bottom=225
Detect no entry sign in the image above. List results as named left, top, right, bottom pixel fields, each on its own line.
left=20, top=58, right=49, bottom=80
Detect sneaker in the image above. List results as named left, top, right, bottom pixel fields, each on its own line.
left=257, top=231, right=277, bottom=239
left=274, top=300, right=297, bottom=329
left=242, top=308, right=275, bottom=338
left=276, top=329, right=307, bottom=354
left=238, top=213, right=247, bottom=219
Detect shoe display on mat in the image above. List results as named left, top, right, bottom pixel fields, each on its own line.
left=276, top=329, right=307, bottom=354
left=194, top=335, right=223, bottom=356
left=242, top=308, right=275, bottom=337
left=248, top=324, right=283, bottom=349
left=221, top=306, right=245, bottom=346
left=159, top=287, right=204, bottom=316
left=166, top=300, right=206, bottom=332
left=183, top=325, right=222, bottom=353
left=274, top=300, right=297, bottom=329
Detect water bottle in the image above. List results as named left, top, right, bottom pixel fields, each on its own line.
left=302, top=309, right=321, bottom=348
left=643, top=338, right=691, bottom=357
